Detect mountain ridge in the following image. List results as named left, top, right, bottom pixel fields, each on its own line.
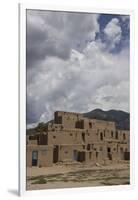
left=83, top=109, right=129, bottom=130
left=27, top=108, right=130, bottom=135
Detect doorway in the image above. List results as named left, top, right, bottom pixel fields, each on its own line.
left=100, top=132, right=103, bottom=140
left=124, top=152, right=130, bottom=160
left=82, top=132, right=85, bottom=142
left=53, top=145, right=59, bottom=163
left=107, top=147, right=112, bottom=160
left=32, top=151, right=38, bottom=166
left=78, top=151, right=85, bottom=162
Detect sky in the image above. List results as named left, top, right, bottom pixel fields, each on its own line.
left=26, top=10, right=130, bottom=127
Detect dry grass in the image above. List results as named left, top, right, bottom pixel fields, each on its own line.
left=27, top=167, right=130, bottom=187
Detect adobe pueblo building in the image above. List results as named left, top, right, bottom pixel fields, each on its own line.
left=27, top=111, right=130, bottom=167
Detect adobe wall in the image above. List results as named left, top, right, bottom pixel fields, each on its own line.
left=47, top=129, right=99, bottom=145
left=27, top=145, right=53, bottom=167
left=27, top=111, right=130, bottom=167
left=82, top=118, right=115, bottom=130
left=54, top=111, right=83, bottom=129
left=58, top=144, right=84, bottom=161
left=57, top=142, right=109, bottom=164
left=118, top=143, right=130, bottom=153
left=27, top=139, right=38, bottom=145
left=46, top=128, right=126, bottom=146
left=118, top=130, right=130, bottom=142
left=46, top=123, right=64, bottom=131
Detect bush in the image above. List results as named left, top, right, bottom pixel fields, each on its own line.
left=32, top=177, right=47, bottom=184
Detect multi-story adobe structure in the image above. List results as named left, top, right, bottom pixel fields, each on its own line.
left=27, top=111, right=130, bottom=167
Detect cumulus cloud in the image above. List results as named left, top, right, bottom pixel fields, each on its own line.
left=26, top=10, right=130, bottom=125
left=27, top=10, right=99, bottom=69
left=104, top=18, right=122, bottom=49
left=27, top=41, right=129, bottom=123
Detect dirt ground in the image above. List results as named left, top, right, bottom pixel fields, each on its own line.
left=26, top=162, right=130, bottom=190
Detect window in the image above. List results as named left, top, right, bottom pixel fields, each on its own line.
left=70, top=133, right=73, bottom=136
left=82, top=132, right=85, bottom=142
left=58, top=116, right=62, bottom=124
left=115, top=131, right=118, bottom=139
left=89, top=122, right=92, bottom=128
left=87, top=144, right=90, bottom=150
left=123, top=133, right=126, bottom=140
left=100, top=132, right=103, bottom=140
left=83, top=145, right=85, bottom=149
left=53, top=136, right=56, bottom=139
left=120, top=147, right=123, bottom=152
left=65, top=151, right=68, bottom=154
left=29, top=135, right=36, bottom=140
left=75, top=120, right=84, bottom=129
left=32, top=151, right=38, bottom=159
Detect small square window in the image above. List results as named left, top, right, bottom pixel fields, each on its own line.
left=123, top=133, right=126, bottom=140
left=120, top=147, right=123, bottom=152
